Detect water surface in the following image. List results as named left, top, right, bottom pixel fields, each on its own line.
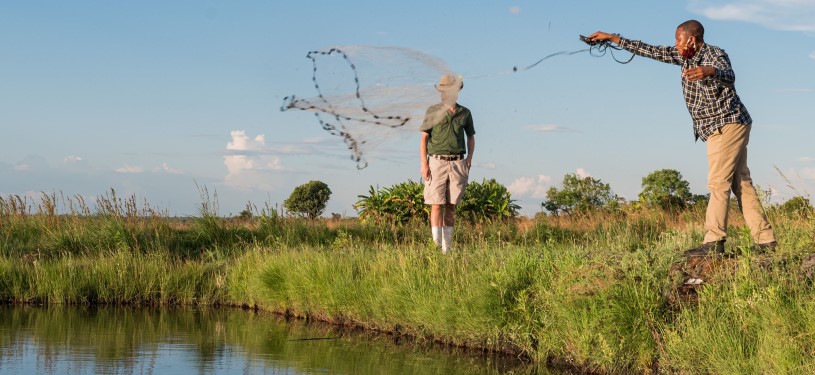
left=0, top=306, right=555, bottom=374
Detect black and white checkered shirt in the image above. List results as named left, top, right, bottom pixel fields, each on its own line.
left=618, top=37, right=751, bottom=142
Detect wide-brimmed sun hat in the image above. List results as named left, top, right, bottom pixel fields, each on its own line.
left=435, top=74, right=463, bottom=91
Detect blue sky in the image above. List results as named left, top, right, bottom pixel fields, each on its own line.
left=1, top=1, right=813, bottom=217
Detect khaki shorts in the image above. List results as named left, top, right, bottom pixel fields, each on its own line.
left=423, top=156, right=469, bottom=205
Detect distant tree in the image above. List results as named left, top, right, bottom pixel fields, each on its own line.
left=689, top=193, right=709, bottom=208
left=542, top=173, right=618, bottom=215
left=238, top=209, right=253, bottom=220
left=639, top=169, right=693, bottom=209
left=777, top=196, right=813, bottom=218
left=284, top=180, right=332, bottom=219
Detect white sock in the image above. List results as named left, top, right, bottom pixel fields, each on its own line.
left=441, top=226, right=453, bottom=253
left=431, top=227, right=442, bottom=247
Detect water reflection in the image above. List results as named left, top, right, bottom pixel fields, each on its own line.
left=0, top=306, right=559, bottom=374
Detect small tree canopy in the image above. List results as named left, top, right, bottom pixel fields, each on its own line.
left=542, top=173, right=618, bottom=215
left=639, top=169, right=693, bottom=209
left=284, top=180, right=332, bottom=219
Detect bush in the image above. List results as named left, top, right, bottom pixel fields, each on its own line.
left=542, top=173, right=618, bottom=215
left=355, top=178, right=519, bottom=225
left=355, top=180, right=427, bottom=225
left=775, top=196, right=813, bottom=219
left=283, top=181, right=332, bottom=219
left=458, top=178, right=520, bottom=223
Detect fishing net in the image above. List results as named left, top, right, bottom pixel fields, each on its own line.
left=281, top=42, right=611, bottom=168
left=281, top=45, right=459, bottom=169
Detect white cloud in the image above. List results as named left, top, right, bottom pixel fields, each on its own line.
left=64, top=156, right=83, bottom=163
left=810, top=51, right=815, bottom=60
left=528, top=124, right=579, bottom=133
left=227, top=130, right=266, bottom=152
left=799, top=156, right=815, bottom=162
left=13, top=155, right=48, bottom=171
left=690, top=0, right=815, bottom=32
left=224, top=130, right=284, bottom=190
left=115, top=165, right=145, bottom=173
left=510, top=6, right=522, bottom=14
left=154, top=162, right=184, bottom=174
left=576, top=168, right=592, bottom=178
left=508, top=174, right=552, bottom=199
left=480, top=162, right=496, bottom=170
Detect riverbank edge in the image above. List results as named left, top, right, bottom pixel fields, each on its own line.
left=4, top=239, right=815, bottom=374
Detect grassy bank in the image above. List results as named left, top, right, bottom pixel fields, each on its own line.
left=2, top=193, right=815, bottom=373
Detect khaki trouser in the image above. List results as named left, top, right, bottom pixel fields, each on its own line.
left=703, top=123, right=775, bottom=244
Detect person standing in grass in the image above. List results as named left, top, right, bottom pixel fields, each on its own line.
left=419, top=73, right=476, bottom=253
left=586, top=20, right=777, bottom=256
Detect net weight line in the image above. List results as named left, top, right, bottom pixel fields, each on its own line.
left=281, top=48, right=413, bottom=169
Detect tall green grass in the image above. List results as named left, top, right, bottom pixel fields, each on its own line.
left=2, top=191, right=815, bottom=373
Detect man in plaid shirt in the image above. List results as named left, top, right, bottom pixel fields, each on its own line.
left=587, top=20, right=777, bottom=256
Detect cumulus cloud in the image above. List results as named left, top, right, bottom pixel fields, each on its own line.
left=510, top=6, right=522, bottom=14
left=576, top=168, right=592, bottom=178
left=689, top=0, right=815, bottom=32
left=508, top=174, right=552, bottom=199
left=224, top=130, right=284, bottom=190
left=528, top=124, right=579, bottom=133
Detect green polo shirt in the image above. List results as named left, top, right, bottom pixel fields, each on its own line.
left=420, top=103, right=475, bottom=155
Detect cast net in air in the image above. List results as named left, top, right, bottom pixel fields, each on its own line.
left=281, top=40, right=628, bottom=168
left=281, top=45, right=459, bottom=169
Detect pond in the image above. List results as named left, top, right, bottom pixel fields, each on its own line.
left=0, top=306, right=560, bottom=374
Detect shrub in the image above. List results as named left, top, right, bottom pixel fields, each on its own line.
left=458, top=178, right=520, bottom=222
left=542, top=173, right=618, bottom=215
left=775, top=196, right=813, bottom=219
left=283, top=181, right=332, bottom=219
left=355, top=180, right=426, bottom=225
left=355, top=178, right=519, bottom=224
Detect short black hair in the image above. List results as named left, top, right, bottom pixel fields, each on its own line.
left=678, top=20, right=705, bottom=39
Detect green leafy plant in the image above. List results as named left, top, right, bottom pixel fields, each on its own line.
left=355, top=180, right=427, bottom=225
left=355, top=178, right=518, bottom=224
left=457, top=178, right=520, bottom=222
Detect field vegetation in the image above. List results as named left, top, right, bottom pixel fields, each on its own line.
left=1, top=184, right=814, bottom=374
